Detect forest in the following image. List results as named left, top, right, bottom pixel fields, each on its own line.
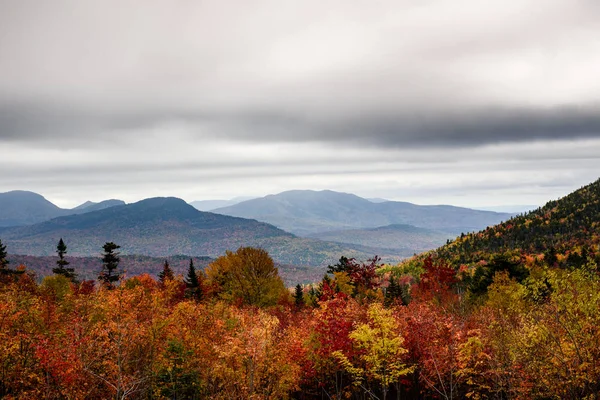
left=1, top=236, right=599, bottom=399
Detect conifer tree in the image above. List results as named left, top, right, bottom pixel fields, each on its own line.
left=294, top=284, right=304, bottom=307
left=98, top=242, right=121, bottom=288
left=384, top=276, right=400, bottom=306
left=158, top=260, right=174, bottom=284
left=52, top=238, right=77, bottom=282
left=185, top=258, right=202, bottom=301
left=0, top=239, right=8, bottom=271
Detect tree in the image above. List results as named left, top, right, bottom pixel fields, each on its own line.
left=52, top=238, right=77, bottom=282
left=98, top=242, right=121, bottom=287
left=335, top=303, right=413, bottom=400
left=184, top=259, right=202, bottom=301
left=205, top=247, right=288, bottom=307
left=0, top=238, right=9, bottom=271
left=294, top=284, right=304, bottom=307
left=0, top=239, right=20, bottom=281
left=158, top=260, right=174, bottom=284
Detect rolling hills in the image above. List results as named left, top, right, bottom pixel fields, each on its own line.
left=212, top=189, right=512, bottom=236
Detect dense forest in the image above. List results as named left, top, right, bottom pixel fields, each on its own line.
left=0, top=179, right=599, bottom=399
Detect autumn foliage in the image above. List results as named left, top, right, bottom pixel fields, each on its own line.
left=0, top=242, right=599, bottom=399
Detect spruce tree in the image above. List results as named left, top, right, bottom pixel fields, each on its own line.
left=158, top=260, right=174, bottom=284
left=98, top=242, right=121, bottom=288
left=294, top=284, right=304, bottom=307
left=185, top=258, right=203, bottom=299
left=52, top=238, right=77, bottom=282
left=0, top=239, right=8, bottom=271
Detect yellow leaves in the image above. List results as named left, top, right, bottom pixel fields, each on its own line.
left=336, top=303, right=412, bottom=390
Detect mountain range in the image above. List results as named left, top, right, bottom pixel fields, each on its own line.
left=0, top=189, right=516, bottom=266
left=0, top=197, right=381, bottom=266
left=211, top=190, right=512, bottom=236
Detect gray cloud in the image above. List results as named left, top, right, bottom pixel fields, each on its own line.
left=1, top=0, right=600, bottom=149
left=1, top=0, right=600, bottom=208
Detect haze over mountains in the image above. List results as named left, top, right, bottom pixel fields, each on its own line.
left=212, top=190, right=512, bottom=236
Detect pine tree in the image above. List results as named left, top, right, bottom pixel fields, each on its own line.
left=98, top=242, right=121, bottom=288
left=185, top=258, right=202, bottom=301
left=158, top=260, right=174, bottom=284
left=294, top=284, right=304, bottom=307
left=52, top=238, right=77, bottom=282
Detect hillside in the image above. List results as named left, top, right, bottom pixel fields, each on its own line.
left=0, top=190, right=68, bottom=227
left=425, top=178, right=600, bottom=267
left=309, top=224, right=453, bottom=257
left=0, top=197, right=384, bottom=266
left=212, top=190, right=512, bottom=235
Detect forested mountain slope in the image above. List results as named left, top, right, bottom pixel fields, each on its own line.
left=428, top=178, right=600, bottom=267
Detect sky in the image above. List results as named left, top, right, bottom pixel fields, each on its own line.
left=1, top=0, right=600, bottom=209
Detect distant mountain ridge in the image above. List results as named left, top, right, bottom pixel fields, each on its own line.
left=0, top=190, right=126, bottom=227
left=212, top=190, right=513, bottom=236
left=0, top=191, right=68, bottom=227
left=72, top=199, right=126, bottom=213
left=0, top=196, right=389, bottom=266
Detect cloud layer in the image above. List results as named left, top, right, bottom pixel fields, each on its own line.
left=1, top=0, right=599, bottom=206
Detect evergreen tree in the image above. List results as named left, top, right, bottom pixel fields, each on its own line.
left=0, top=239, right=8, bottom=271
left=0, top=239, right=23, bottom=282
left=158, top=260, right=174, bottom=284
left=185, top=258, right=202, bottom=301
left=52, top=238, right=77, bottom=282
left=98, top=242, right=121, bottom=288
left=294, top=284, right=304, bottom=307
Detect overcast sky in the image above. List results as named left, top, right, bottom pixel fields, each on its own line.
left=1, top=0, right=599, bottom=208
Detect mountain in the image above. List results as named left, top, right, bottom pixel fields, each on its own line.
left=309, top=224, right=453, bottom=257
left=0, top=190, right=68, bottom=227
left=212, top=190, right=512, bottom=236
left=70, top=199, right=126, bottom=214
left=0, top=191, right=127, bottom=227
left=424, top=178, right=600, bottom=267
left=189, top=196, right=255, bottom=211
left=0, top=196, right=385, bottom=266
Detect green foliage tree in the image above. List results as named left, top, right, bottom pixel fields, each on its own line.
left=294, top=284, right=304, bottom=307
left=185, top=258, right=202, bottom=301
left=206, top=247, right=288, bottom=307
left=0, top=238, right=9, bottom=271
left=0, top=238, right=21, bottom=281
left=158, top=260, right=174, bottom=284
left=98, top=242, right=121, bottom=288
left=52, top=238, right=77, bottom=282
